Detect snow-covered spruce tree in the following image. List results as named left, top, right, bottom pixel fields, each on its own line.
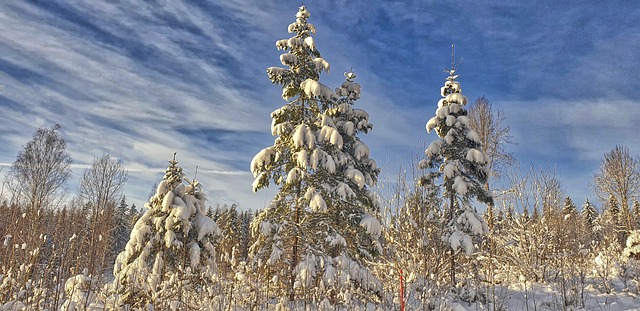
left=250, top=5, right=382, bottom=304
left=110, top=155, right=221, bottom=309
left=420, top=53, right=492, bottom=291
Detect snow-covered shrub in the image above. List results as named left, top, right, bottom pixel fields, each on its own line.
left=621, top=230, right=640, bottom=291
left=61, top=269, right=98, bottom=311
left=623, top=230, right=640, bottom=262
left=0, top=246, right=50, bottom=310
left=592, top=241, right=622, bottom=294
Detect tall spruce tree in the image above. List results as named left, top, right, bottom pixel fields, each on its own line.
left=250, top=5, right=382, bottom=303
left=111, top=155, right=220, bottom=308
left=420, top=47, right=492, bottom=289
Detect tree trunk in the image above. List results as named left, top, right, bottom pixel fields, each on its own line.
left=450, top=191, right=456, bottom=288
left=290, top=185, right=301, bottom=302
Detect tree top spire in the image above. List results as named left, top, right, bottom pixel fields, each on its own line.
left=444, top=43, right=463, bottom=79
left=451, top=43, right=455, bottom=72
left=344, top=67, right=357, bottom=82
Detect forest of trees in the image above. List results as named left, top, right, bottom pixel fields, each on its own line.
left=2, top=5, right=640, bottom=311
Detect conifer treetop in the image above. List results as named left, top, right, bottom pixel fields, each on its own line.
left=422, top=54, right=490, bottom=204
left=267, top=5, right=333, bottom=102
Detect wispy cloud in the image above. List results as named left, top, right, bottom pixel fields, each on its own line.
left=1, top=0, right=638, bottom=210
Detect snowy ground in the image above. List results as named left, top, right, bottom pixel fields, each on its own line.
left=444, top=282, right=640, bottom=311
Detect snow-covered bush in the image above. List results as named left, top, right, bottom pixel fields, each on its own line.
left=623, top=230, right=640, bottom=262
left=621, top=230, right=640, bottom=291
left=61, top=269, right=98, bottom=311
left=592, top=241, right=622, bottom=294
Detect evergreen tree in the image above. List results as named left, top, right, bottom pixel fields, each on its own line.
left=111, top=155, right=221, bottom=308
left=609, top=194, right=620, bottom=218
left=128, top=203, right=140, bottom=225
left=563, top=196, right=577, bottom=216
left=420, top=49, right=492, bottom=289
left=239, top=210, right=253, bottom=261
left=633, top=199, right=640, bottom=229
left=581, top=198, right=597, bottom=227
left=601, top=194, right=625, bottom=244
left=217, top=203, right=242, bottom=273
left=250, top=5, right=382, bottom=303
left=114, top=196, right=131, bottom=254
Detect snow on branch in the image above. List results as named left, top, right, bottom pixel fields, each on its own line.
left=425, top=140, right=442, bottom=157
left=446, top=93, right=468, bottom=106
left=465, top=148, right=487, bottom=164
left=280, top=53, right=298, bottom=66
left=301, top=78, right=335, bottom=100
left=360, top=214, right=382, bottom=239
left=318, top=126, right=343, bottom=149
left=267, top=67, right=288, bottom=82
left=345, top=167, right=365, bottom=189
left=311, top=58, right=330, bottom=73
left=466, top=129, right=480, bottom=142
left=194, top=214, right=221, bottom=241
left=304, top=36, right=316, bottom=51
left=353, top=141, right=370, bottom=160
left=334, top=182, right=356, bottom=200
left=436, top=105, right=450, bottom=119
left=250, top=147, right=275, bottom=177
left=452, top=176, right=468, bottom=195
left=426, top=116, right=439, bottom=133
left=287, top=37, right=304, bottom=48
left=292, top=124, right=315, bottom=149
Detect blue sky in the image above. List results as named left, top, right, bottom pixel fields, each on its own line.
left=0, top=1, right=639, bottom=211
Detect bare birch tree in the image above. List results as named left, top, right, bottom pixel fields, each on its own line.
left=591, top=145, right=640, bottom=234
left=468, top=96, right=514, bottom=183
left=77, top=154, right=128, bottom=275
left=468, top=96, right=514, bottom=230
left=6, top=124, right=71, bottom=211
